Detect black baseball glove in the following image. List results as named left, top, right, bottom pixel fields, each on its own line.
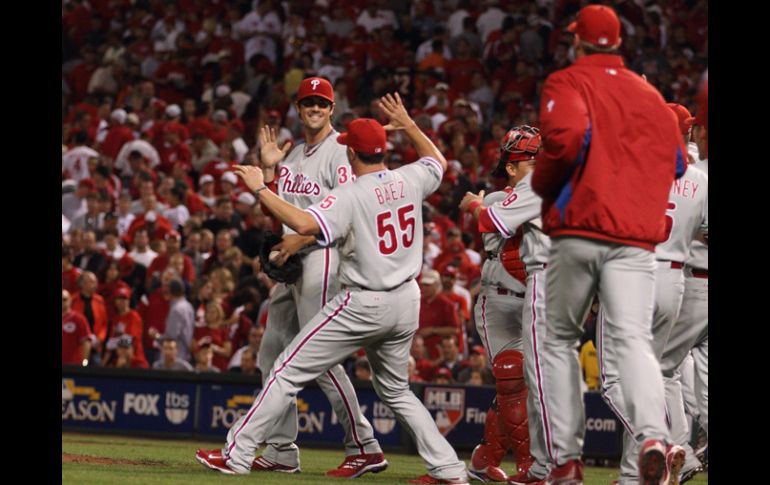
left=259, top=232, right=303, bottom=284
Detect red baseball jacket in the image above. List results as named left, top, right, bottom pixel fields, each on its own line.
left=532, top=54, right=686, bottom=251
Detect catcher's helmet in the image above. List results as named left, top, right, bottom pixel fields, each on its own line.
left=492, top=125, right=542, bottom=178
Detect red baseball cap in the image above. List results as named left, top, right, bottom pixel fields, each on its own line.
left=435, top=368, right=453, bottom=379
left=115, top=287, right=132, bottom=299
left=441, top=265, right=458, bottom=277
left=337, top=118, right=387, bottom=155
left=567, top=5, right=621, bottom=48
left=165, top=230, right=181, bottom=240
left=666, top=103, right=694, bottom=135
left=470, top=345, right=485, bottom=356
left=296, top=77, right=335, bottom=103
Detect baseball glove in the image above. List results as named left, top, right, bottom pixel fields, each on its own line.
left=259, top=232, right=303, bottom=284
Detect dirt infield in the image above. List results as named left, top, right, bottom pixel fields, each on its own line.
left=62, top=453, right=167, bottom=467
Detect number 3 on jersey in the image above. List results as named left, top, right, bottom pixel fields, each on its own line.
left=376, top=204, right=415, bottom=255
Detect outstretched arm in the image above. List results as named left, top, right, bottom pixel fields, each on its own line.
left=233, top=166, right=320, bottom=236
left=378, top=92, right=447, bottom=172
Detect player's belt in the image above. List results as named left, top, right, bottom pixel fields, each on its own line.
left=496, top=287, right=525, bottom=298
left=657, top=260, right=684, bottom=269
left=487, top=252, right=499, bottom=260
left=343, top=278, right=415, bottom=292
left=690, top=268, right=708, bottom=278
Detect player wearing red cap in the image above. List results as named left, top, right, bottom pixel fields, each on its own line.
left=460, top=125, right=549, bottom=484
left=197, top=92, right=469, bottom=484
left=243, top=77, right=386, bottom=477
left=601, top=103, right=707, bottom=484
left=530, top=5, right=687, bottom=484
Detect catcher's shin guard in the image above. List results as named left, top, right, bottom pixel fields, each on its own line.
left=493, top=350, right=534, bottom=474
left=470, top=401, right=511, bottom=474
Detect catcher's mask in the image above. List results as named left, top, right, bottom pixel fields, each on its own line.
left=491, top=125, right=541, bottom=178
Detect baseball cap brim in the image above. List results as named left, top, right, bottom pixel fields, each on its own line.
left=336, top=133, right=350, bottom=145
left=567, top=21, right=577, bottom=32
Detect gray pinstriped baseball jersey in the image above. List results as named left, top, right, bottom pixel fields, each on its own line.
left=655, top=164, right=708, bottom=263
left=276, top=131, right=354, bottom=235
left=486, top=173, right=551, bottom=272
left=306, top=157, right=443, bottom=289
left=686, top=159, right=708, bottom=270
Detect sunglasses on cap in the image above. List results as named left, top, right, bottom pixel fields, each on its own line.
left=299, top=97, right=332, bottom=109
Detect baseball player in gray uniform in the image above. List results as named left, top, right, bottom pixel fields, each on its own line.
left=251, top=76, right=385, bottom=477
left=659, top=119, right=708, bottom=483
left=458, top=126, right=549, bottom=484
left=196, top=93, right=469, bottom=485
left=601, top=104, right=707, bottom=485
left=530, top=6, right=687, bottom=484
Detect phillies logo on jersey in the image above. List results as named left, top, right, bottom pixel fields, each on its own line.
left=423, top=387, right=466, bottom=437
left=278, top=166, right=322, bottom=197
left=311, top=79, right=320, bottom=90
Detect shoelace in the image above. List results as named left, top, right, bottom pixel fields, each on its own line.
left=340, top=457, right=368, bottom=469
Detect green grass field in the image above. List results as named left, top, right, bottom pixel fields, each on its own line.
left=62, top=433, right=707, bottom=484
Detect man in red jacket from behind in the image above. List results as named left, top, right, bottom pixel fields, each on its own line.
left=529, top=5, right=687, bottom=485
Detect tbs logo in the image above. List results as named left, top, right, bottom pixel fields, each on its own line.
left=122, top=392, right=190, bottom=424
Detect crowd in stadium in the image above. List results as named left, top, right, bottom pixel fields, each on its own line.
left=62, top=0, right=707, bottom=389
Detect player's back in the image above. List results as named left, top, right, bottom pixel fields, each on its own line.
left=656, top=164, right=708, bottom=263
left=309, top=157, right=442, bottom=291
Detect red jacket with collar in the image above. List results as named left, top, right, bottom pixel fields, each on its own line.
left=532, top=54, right=686, bottom=251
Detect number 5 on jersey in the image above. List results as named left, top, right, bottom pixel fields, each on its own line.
left=377, top=204, right=415, bottom=255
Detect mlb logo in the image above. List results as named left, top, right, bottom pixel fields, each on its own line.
left=423, top=387, right=466, bottom=437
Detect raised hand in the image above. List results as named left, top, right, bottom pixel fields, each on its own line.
left=232, top=165, right=265, bottom=192
left=378, top=92, right=414, bottom=132
left=258, top=125, right=292, bottom=168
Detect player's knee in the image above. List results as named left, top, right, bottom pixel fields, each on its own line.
left=493, top=350, right=526, bottom=395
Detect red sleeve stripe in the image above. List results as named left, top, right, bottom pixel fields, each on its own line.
left=306, top=207, right=332, bottom=245
left=488, top=206, right=513, bottom=238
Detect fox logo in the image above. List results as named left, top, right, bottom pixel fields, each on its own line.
left=311, top=79, right=320, bottom=90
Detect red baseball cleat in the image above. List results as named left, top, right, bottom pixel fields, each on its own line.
left=664, top=444, right=686, bottom=485
left=542, top=459, right=583, bottom=485
left=508, top=468, right=543, bottom=484
left=325, top=452, right=389, bottom=478
left=638, top=440, right=666, bottom=485
left=409, top=473, right=470, bottom=484
left=251, top=455, right=301, bottom=473
left=195, top=448, right=239, bottom=475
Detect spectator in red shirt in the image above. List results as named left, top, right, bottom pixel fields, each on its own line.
left=62, top=289, right=92, bottom=366
left=103, top=287, right=149, bottom=368
left=62, top=246, right=82, bottom=295
left=439, top=265, right=470, bottom=347
left=137, top=267, right=177, bottom=364
left=410, top=334, right=436, bottom=382
left=418, top=268, right=461, bottom=359
left=446, top=37, right=486, bottom=96
left=97, top=259, right=131, bottom=317
left=157, top=122, right=193, bottom=174
left=68, top=46, right=99, bottom=103
left=145, top=230, right=196, bottom=291
left=100, top=109, right=135, bottom=161
left=153, top=51, right=193, bottom=106
left=192, top=300, right=233, bottom=372
left=71, top=271, right=109, bottom=362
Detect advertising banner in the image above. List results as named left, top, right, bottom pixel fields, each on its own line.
left=61, top=375, right=196, bottom=435
left=196, top=382, right=403, bottom=447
